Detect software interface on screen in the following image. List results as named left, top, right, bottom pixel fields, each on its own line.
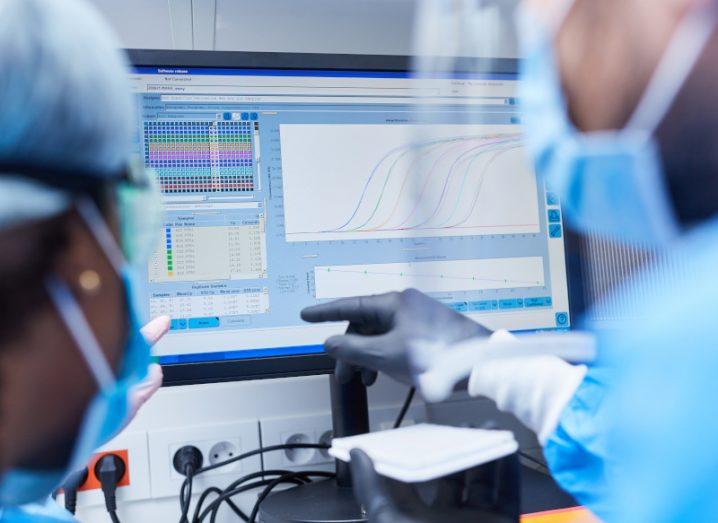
left=130, top=64, right=570, bottom=364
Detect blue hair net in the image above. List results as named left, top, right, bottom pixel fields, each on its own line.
left=0, top=0, right=134, bottom=230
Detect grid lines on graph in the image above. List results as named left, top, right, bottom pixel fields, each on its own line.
left=144, top=121, right=255, bottom=194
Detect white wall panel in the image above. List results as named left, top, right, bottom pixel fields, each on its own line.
left=90, top=0, right=192, bottom=49
left=214, top=0, right=417, bottom=54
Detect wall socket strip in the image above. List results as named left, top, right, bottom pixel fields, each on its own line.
left=261, top=403, right=426, bottom=472
left=73, top=400, right=425, bottom=508
left=147, top=420, right=262, bottom=499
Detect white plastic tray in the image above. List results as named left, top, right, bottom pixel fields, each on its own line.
left=330, top=423, right=518, bottom=483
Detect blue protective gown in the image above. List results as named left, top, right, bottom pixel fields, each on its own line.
left=542, top=216, right=718, bottom=522
left=544, top=367, right=612, bottom=518
left=0, top=499, right=74, bottom=522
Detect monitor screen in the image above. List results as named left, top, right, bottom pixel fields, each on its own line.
left=128, top=52, right=572, bottom=381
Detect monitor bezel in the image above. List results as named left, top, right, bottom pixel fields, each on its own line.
left=127, top=49, right=581, bottom=386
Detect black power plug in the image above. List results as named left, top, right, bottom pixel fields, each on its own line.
left=95, top=454, right=127, bottom=523
left=61, top=467, right=89, bottom=515
left=173, top=446, right=203, bottom=523
left=173, top=445, right=203, bottom=477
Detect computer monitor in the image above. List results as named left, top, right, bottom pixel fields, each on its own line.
left=127, top=50, right=579, bottom=386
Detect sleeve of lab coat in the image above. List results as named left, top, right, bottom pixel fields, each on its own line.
left=543, top=367, right=612, bottom=521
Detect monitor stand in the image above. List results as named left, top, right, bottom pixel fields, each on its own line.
left=258, top=372, right=369, bottom=523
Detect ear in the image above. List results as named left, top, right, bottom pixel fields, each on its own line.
left=52, top=211, right=108, bottom=295
left=51, top=208, right=128, bottom=369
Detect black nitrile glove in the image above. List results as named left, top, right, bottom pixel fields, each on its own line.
left=301, top=289, right=490, bottom=385
left=349, top=449, right=519, bottom=523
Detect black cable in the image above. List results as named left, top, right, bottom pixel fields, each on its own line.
left=394, top=387, right=416, bottom=429
left=179, top=442, right=328, bottom=506
left=248, top=472, right=318, bottom=523
left=60, top=468, right=88, bottom=515
left=180, top=463, right=194, bottom=523
left=209, top=479, right=308, bottom=523
left=199, top=471, right=336, bottom=523
left=196, top=479, right=304, bottom=523
left=222, top=470, right=295, bottom=497
left=182, top=392, right=418, bottom=520
left=192, top=487, right=248, bottom=523
left=96, top=454, right=126, bottom=523
left=192, top=470, right=290, bottom=523
left=246, top=471, right=335, bottom=523
left=174, top=446, right=202, bottom=523
left=195, top=469, right=294, bottom=522
left=193, top=486, right=222, bottom=523
left=204, top=471, right=323, bottom=523
left=193, top=486, right=246, bottom=523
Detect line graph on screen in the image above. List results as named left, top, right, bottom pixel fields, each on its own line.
left=280, top=124, right=540, bottom=242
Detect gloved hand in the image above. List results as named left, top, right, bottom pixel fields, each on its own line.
left=301, top=289, right=490, bottom=385
left=349, top=449, right=422, bottom=523
left=349, top=449, right=517, bottom=523
left=467, top=330, right=588, bottom=444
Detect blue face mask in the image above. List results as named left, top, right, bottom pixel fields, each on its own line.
left=0, top=200, right=151, bottom=507
left=517, top=2, right=717, bottom=246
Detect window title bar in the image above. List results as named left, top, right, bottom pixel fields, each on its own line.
left=132, top=66, right=516, bottom=81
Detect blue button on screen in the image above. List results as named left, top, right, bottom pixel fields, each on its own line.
left=449, top=302, right=469, bottom=313
left=499, top=298, right=524, bottom=310
left=525, top=297, right=552, bottom=308
left=469, top=300, right=498, bottom=312
left=189, top=317, right=221, bottom=329
left=170, top=319, right=188, bottom=330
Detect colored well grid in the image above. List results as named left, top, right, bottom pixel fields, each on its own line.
left=144, top=121, right=255, bottom=194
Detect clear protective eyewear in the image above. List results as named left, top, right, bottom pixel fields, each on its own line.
left=115, top=157, right=164, bottom=269
left=0, top=156, right=163, bottom=269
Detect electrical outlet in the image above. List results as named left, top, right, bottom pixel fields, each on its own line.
left=79, top=449, right=130, bottom=492
left=260, top=401, right=426, bottom=472
left=208, top=440, right=239, bottom=466
left=148, top=420, right=261, bottom=499
left=74, top=431, right=151, bottom=507
left=260, top=413, right=333, bottom=471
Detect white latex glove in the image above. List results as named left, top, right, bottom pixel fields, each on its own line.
left=122, top=316, right=170, bottom=427
left=468, top=330, right=587, bottom=445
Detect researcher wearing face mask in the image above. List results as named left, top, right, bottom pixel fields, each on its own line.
left=302, top=0, right=718, bottom=521
left=0, top=0, right=170, bottom=521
